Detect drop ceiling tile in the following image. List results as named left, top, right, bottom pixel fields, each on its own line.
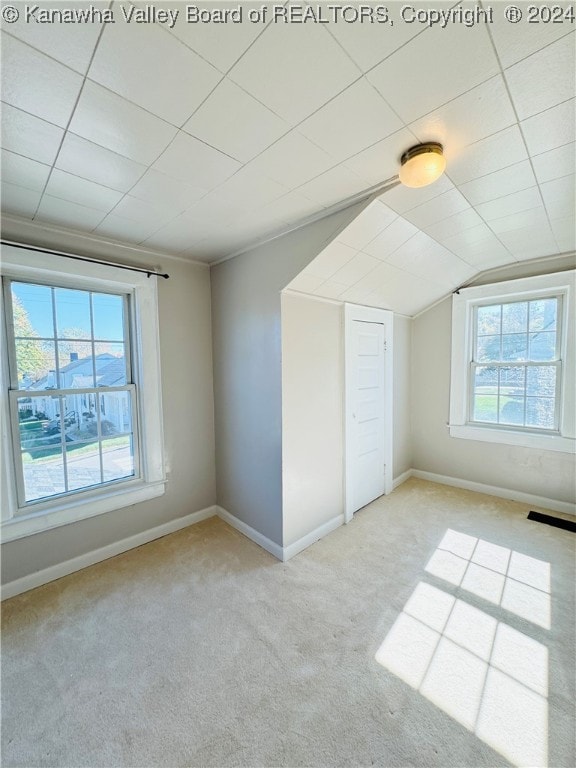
left=387, top=232, right=473, bottom=287
left=410, top=76, right=517, bottom=157
left=229, top=21, right=360, bottom=125
left=448, top=126, right=528, bottom=185
left=443, top=222, right=504, bottom=249
left=304, top=241, right=358, bottom=280
left=153, top=131, right=241, bottom=189
left=141, top=214, right=201, bottom=252
left=94, top=213, right=160, bottom=244
left=130, top=168, right=208, bottom=209
left=259, top=191, right=323, bottom=226
left=337, top=200, right=397, bottom=250
left=288, top=273, right=326, bottom=293
left=551, top=215, right=576, bottom=251
left=0, top=104, right=64, bottom=165
left=404, top=189, right=471, bottom=230
left=505, top=33, right=576, bottom=121
left=1, top=150, right=50, bottom=192
left=363, top=217, right=419, bottom=261
left=1, top=182, right=42, bottom=218
left=69, top=81, right=178, bottom=165
left=366, top=267, right=442, bottom=317
left=489, top=206, right=550, bottom=235
left=56, top=133, right=147, bottom=192
left=475, top=187, right=542, bottom=222
left=298, top=79, right=403, bottom=163
left=36, top=194, right=106, bottom=230
left=5, top=1, right=107, bottom=73
left=90, top=21, right=222, bottom=126
left=111, top=195, right=181, bottom=228
left=344, top=128, right=419, bottom=185
left=249, top=131, right=335, bottom=189
left=498, top=224, right=558, bottom=260
left=326, top=5, right=421, bottom=72
left=313, top=280, right=348, bottom=300
left=212, top=166, right=287, bottom=212
left=540, top=174, right=576, bottom=220
left=1, top=33, right=83, bottom=128
left=521, top=99, right=576, bottom=156
left=443, top=234, right=512, bottom=269
left=167, top=2, right=268, bottom=72
left=367, top=16, right=499, bottom=123
left=532, top=142, right=576, bottom=184
left=424, top=208, right=484, bottom=242
left=330, top=251, right=381, bottom=286
left=339, top=283, right=375, bottom=305
left=489, top=7, right=574, bottom=68
left=298, top=165, right=368, bottom=208
left=383, top=175, right=454, bottom=215
left=183, top=78, right=288, bottom=163
left=459, top=161, right=537, bottom=206
left=44, top=169, right=124, bottom=212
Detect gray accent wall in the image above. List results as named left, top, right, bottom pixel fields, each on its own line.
left=210, top=203, right=368, bottom=547
left=1, top=221, right=216, bottom=584
left=412, top=296, right=576, bottom=504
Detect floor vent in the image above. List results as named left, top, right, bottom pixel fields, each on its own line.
left=528, top=511, right=576, bottom=533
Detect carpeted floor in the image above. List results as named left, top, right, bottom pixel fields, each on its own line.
left=2, top=478, right=575, bottom=767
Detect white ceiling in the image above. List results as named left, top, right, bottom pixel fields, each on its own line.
left=1, top=0, right=575, bottom=313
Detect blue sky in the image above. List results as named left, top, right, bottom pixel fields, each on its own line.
left=12, top=282, right=124, bottom=341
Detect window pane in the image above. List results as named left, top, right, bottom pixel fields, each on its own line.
left=92, top=293, right=125, bottom=341
left=66, top=443, right=102, bottom=492
left=55, top=288, right=91, bottom=339
left=529, top=332, right=556, bottom=361
left=473, top=395, right=498, bottom=423
left=502, top=333, right=527, bottom=361
left=529, top=299, right=557, bottom=331
left=11, top=282, right=54, bottom=338
left=15, top=339, right=56, bottom=389
left=60, top=393, right=97, bottom=443
left=499, top=397, right=525, bottom=425
left=474, top=366, right=498, bottom=395
left=58, top=341, right=94, bottom=388
left=526, top=398, right=555, bottom=430
left=102, top=436, right=135, bottom=482
left=527, top=366, right=556, bottom=398
left=499, top=366, right=525, bottom=398
left=477, top=335, right=500, bottom=362
left=99, top=391, right=132, bottom=435
left=94, top=343, right=127, bottom=386
left=502, top=302, right=527, bottom=333
left=22, top=448, right=66, bottom=503
left=477, top=305, right=501, bottom=336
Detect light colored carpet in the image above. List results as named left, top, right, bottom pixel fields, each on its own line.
left=2, top=478, right=575, bottom=768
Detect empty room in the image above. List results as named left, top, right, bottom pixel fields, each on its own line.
left=1, top=1, right=575, bottom=766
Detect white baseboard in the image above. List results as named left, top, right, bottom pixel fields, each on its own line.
left=393, top=469, right=413, bottom=490
left=411, top=470, right=576, bottom=516
left=1, top=505, right=217, bottom=601
left=215, top=506, right=284, bottom=561
left=283, top=514, right=344, bottom=561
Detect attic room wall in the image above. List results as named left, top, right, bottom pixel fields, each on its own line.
left=210, top=202, right=368, bottom=548
left=1, top=221, right=216, bottom=585
left=281, top=294, right=413, bottom=551
left=411, top=295, right=575, bottom=506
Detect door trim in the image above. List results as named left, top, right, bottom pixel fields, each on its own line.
left=344, top=303, right=394, bottom=523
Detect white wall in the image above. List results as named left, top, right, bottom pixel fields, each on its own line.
left=412, top=296, right=575, bottom=504
left=281, top=293, right=344, bottom=548
left=393, top=315, right=412, bottom=479
left=1, top=219, right=216, bottom=584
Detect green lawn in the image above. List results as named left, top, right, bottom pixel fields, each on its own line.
left=22, top=435, right=130, bottom=463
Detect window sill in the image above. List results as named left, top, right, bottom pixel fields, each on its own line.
left=449, top=424, right=575, bottom=454
left=0, top=480, right=166, bottom=543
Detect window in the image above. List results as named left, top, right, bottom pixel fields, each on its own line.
left=1, top=244, right=165, bottom=542
left=449, top=271, right=575, bottom=453
left=6, top=280, right=138, bottom=506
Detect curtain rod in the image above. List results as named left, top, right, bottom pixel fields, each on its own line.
left=0, top=240, right=170, bottom=279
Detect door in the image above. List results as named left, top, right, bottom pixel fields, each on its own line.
left=345, top=305, right=393, bottom=523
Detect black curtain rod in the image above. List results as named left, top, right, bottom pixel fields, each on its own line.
left=1, top=240, right=170, bottom=279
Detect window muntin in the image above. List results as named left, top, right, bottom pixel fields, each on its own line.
left=6, top=279, right=138, bottom=507
left=469, top=297, right=561, bottom=432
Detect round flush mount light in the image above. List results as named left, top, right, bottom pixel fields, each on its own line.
left=399, top=142, right=446, bottom=188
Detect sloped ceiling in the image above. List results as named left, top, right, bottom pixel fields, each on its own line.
left=1, top=0, right=575, bottom=312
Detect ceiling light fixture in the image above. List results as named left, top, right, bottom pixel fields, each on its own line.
left=399, top=142, right=446, bottom=188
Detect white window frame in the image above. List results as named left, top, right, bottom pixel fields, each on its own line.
left=1, top=244, right=166, bottom=542
left=449, top=270, right=575, bottom=454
